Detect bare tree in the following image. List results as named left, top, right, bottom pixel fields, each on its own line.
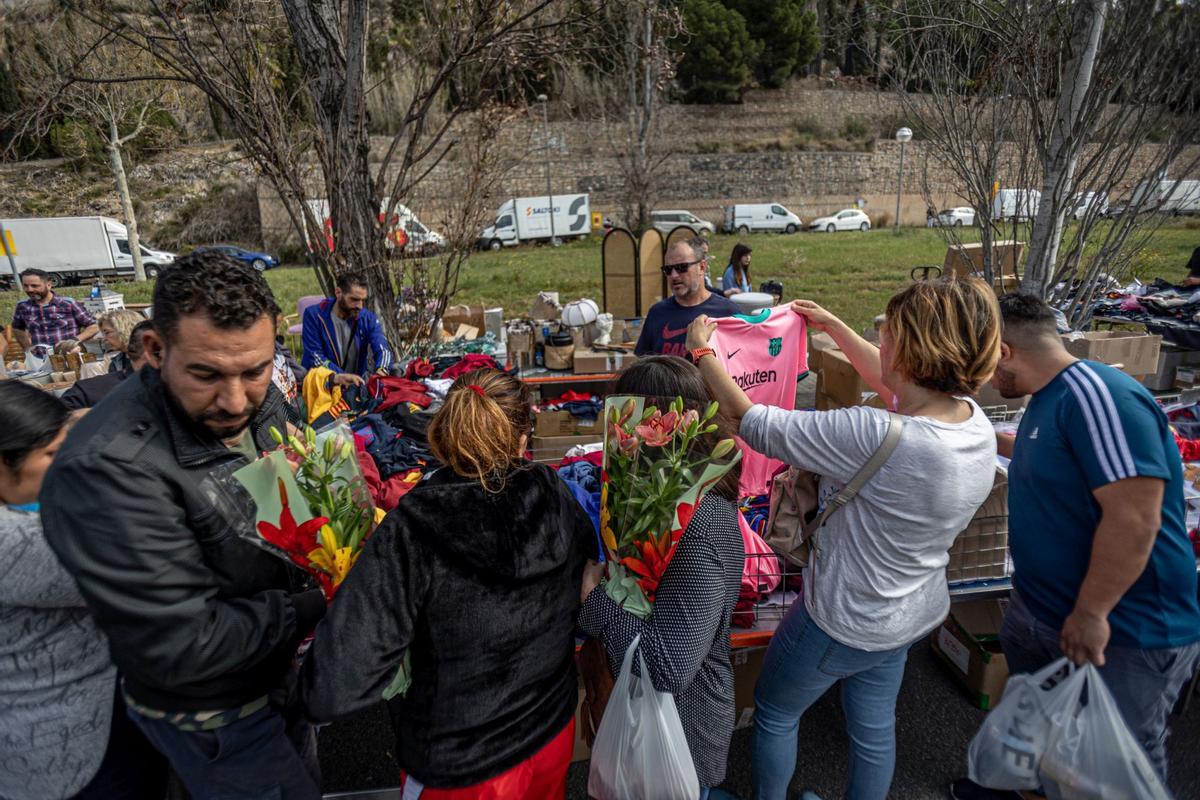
left=886, top=0, right=1200, bottom=325
left=63, top=0, right=594, bottom=344
left=4, top=9, right=187, bottom=282
left=582, top=1, right=684, bottom=233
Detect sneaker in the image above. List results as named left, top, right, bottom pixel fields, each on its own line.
left=948, top=778, right=1023, bottom=800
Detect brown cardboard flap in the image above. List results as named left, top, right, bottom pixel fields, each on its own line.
left=1061, top=331, right=1162, bottom=377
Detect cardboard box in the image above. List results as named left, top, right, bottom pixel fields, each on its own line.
left=931, top=599, right=1010, bottom=710
left=530, top=434, right=602, bottom=463
left=534, top=410, right=602, bottom=437
left=947, top=470, right=1010, bottom=583
left=1061, top=330, right=1161, bottom=378
left=731, top=646, right=768, bottom=730
left=442, top=303, right=485, bottom=334
left=817, top=346, right=869, bottom=408
left=1145, top=344, right=1200, bottom=391
left=574, top=348, right=638, bottom=375
left=943, top=241, right=1024, bottom=281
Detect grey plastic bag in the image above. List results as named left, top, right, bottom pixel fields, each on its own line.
left=587, top=634, right=700, bottom=800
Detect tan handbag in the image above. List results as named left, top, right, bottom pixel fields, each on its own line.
left=764, top=412, right=905, bottom=566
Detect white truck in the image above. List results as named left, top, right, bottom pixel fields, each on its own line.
left=991, top=189, right=1041, bottom=221
left=0, top=216, right=175, bottom=287
left=478, top=194, right=591, bottom=249
left=303, top=199, right=446, bottom=256
left=1129, top=178, right=1200, bottom=215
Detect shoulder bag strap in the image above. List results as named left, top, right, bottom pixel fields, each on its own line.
left=802, top=411, right=906, bottom=537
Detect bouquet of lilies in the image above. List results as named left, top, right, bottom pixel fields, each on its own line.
left=600, top=395, right=741, bottom=617
left=252, top=422, right=376, bottom=600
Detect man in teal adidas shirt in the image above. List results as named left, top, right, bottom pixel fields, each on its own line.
left=955, top=294, right=1200, bottom=798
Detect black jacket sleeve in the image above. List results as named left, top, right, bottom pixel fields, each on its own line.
left=300, top=515, right=423, bottom=722
left=41, top=454, right=316, bottom=692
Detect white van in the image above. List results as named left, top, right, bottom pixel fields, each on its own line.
left=991, top=189, right=1041, bottom=221
left=478, top=194, right=591, bottom=249
left=723, top=203, right=803, bottom=234
left=305, top=199, right=446, bottom=256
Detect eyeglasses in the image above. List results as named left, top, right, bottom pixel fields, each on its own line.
left=661, top=259, right=702, bottom=276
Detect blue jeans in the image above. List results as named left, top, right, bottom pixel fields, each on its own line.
left=1000, top=588, right=1200, bottom=783
left=128, top=701, right=320, bottom=800
left=751, top=602, right=911, bottom=800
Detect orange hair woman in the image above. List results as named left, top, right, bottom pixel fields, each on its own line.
left=302, top=369, right=595, bottom=799
left=689, top=277, right=1002, bottom=799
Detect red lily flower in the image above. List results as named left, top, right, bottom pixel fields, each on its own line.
left=635, top=410, right=680, bottom=448
left=257, top=478, right=329, bottom=567
left=621, top=531, right=679, bottom=601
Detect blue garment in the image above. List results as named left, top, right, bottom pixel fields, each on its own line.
left=300, top=299, right=394, bottom=376
left=635, top=294, right=739, bottom=358
left=721, top=265, right=751, bottom=294
left=752, top=601, right=910, bottom=800
left=7, top=502, right=39, bottom=513
left=1008, top=360, right=1200, bottom=650
left=1001, top=588, right=1200, bottom=781
left=557, top=472, right=603, bottom=561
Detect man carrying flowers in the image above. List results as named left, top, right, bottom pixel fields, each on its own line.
left=42, top=252, right=327, bottom=800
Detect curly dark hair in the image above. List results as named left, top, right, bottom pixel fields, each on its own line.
left=152, top=249, right=281, bottom=343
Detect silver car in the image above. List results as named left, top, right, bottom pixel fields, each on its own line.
left=650, top=210, right=716, bottom=236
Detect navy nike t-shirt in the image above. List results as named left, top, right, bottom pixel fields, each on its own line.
left=635, top=294, right=741, bottom=357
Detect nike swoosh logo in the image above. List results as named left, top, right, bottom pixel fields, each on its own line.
left=662, top=324, right=688, bottom=339
left=727, top=348, right=742, bottom=359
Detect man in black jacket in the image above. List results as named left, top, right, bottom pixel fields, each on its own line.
left=42, top=251, right=326, bottom=800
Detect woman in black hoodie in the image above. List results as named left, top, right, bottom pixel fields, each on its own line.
left=301, top=368, right=594, bottom=798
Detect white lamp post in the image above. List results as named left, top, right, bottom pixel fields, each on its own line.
left=894, top=127, right=913, bottom=235
left=536, top=94, right=559, bottom=247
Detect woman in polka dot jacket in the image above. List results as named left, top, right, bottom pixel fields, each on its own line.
left=579, top=356, right=746, bottom=797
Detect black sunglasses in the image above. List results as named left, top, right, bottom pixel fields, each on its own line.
left=662, top=259, right=702, bottom=276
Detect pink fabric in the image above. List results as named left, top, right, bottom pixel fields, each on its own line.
left=739, top=512, right=781, bottom=600
left=710, top=307, right=808, bottom=497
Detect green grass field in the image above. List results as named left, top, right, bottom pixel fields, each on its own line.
left=4, top=222, right=1197, bottom=336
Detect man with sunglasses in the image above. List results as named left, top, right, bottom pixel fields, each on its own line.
left=635, top=240, right=738, bottom=357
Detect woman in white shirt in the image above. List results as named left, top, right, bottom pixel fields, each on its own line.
left=686, top=277, right=1001, bottom=800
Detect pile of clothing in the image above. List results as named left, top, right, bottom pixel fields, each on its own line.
left=534, top=390, right=602, bottom=420
left=553, top=452, right=604, bottom=561
left=1092, top=279, right=1200, bottom=348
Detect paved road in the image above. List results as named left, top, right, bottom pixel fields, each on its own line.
left=318, top=636, right=1200, bottom=798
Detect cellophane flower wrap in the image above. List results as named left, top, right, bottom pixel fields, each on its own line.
left=601, top=395, right=742, bottom=618
left=238, top=420, right=377, bottom=601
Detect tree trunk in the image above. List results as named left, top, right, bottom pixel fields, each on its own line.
left=282, top=0, right=398, bottom=342
left=1021, top=0, right=1107, bottom=297
left=109, top=120, right=146, bottom=283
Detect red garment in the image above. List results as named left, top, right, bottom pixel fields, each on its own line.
left=368, top=374, right=433, bottom=411
left=1175, top=431, right=1200, bottom=461
left=398, top=719, right=574, bottom=799
left=556, top=451, right=603, bottom=469
left=441, top=353, right=501, bottom=380
left=549, top=390, right=594, bottom=404
left=405, top=358, right=436, bottom=380
left=355, top=437, right=424, bottom=511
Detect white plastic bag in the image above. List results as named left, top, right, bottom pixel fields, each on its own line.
left=1039, top=663, right=1172, bottom=800
left=587, top=634, right=700, bottom=800
left=967, top=658, right=1083, bottom=789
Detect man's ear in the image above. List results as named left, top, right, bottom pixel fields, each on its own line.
left=998, top=341, right=1013, bottom=363
left=142, top=328, right=166, bottom=369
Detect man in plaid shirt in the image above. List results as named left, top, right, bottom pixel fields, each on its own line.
left=6, top=268, right=99, bottom=353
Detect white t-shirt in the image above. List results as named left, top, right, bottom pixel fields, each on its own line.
left=741, top=401, right=996, bottom=651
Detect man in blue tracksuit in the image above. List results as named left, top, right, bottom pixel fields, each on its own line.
left=301, top=271, right=394, bottom=386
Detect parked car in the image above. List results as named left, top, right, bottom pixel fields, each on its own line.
left=808, top=209, right=872, bottom=233
left=650, top=209, right=715, bottom=236
left=722, top=203, right=803, bottom=234
left=936, top=207, right=976, bottom=227
left=193, top=245, right=279, bottom=271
